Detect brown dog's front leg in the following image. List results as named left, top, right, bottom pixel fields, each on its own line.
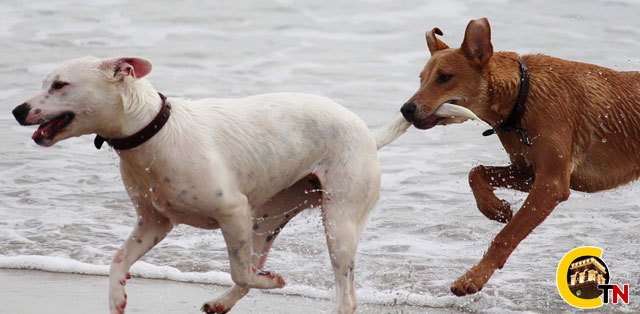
left=469, top=165, right=533, bottom=223
left=453, top=166, right=570, bottom=296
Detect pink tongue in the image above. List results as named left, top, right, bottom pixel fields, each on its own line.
left=32, top=126, right=50, bottom=140
left=425, top=115, right=439, bottom=124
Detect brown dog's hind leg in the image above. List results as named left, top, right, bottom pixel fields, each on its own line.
left=453, top=161, right=571, bottom=296
left=469, top=165, right=533, bottom=223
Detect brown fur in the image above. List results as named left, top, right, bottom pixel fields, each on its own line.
left=403, top=18, right=640, bottom=296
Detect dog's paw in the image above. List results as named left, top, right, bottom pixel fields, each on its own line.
left=477, top=198, right=512, bottom=223
left=201, top=302, right=229, bottom=314
left=450, top=265, right=493, bottom=297
left=202, top=285, right=249, bottom=314
left=109, top=291, right=127, bottom=314
left=109, top=276, right=129, bottom=314
left=253, top=270, right=286, bottom=289
left=451, top=279, right=481, bottom=296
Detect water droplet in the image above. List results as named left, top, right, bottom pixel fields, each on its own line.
left=602, top=138, right=607, bottom=143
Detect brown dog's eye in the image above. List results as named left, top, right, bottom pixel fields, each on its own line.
left=436, top=74, right=453, bottom=84
left=52, top=81, right=69, bottom=90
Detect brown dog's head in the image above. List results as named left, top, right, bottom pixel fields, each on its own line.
left=401, top=18, right=494, bottom=129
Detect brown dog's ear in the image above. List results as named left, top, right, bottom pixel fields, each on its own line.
left=426, top=27, right=449, bottom=55
left=461, top=18, right=493, bottom=67
left=100, top=57, right=153, bottom=81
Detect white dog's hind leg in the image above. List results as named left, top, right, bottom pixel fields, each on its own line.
left=109, top=209, right=173, bottom=314
left=217, top=195, right=286, bottom=290
left=201, top=285, right=248, bottom=314
left=321, top=157, right=380, bottom=314
left=322, top=204, right=364, bottom=314
left=251, top=175, right=323, bottom=268
left=202, top=175, right=322, bottom=314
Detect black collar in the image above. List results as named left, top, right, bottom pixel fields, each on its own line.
left=482, top=57, right=532, bottom=146
left=94, top=92, right=171, bottom=150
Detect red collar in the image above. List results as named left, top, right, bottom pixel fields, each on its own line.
left=94, top=92, right=171, bottom=150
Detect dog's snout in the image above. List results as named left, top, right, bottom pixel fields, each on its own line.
left=401, top=102, right=417, bottom=121
left=12, top=103, right=32, bottom=125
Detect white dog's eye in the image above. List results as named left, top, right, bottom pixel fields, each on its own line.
left=52, top=81, right=69, bottom=90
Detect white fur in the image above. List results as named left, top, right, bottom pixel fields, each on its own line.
left=434, top=102, right=486, bottom=123
left=15, top=56, right=410, bottom=314
left=374, top=116, right=411, bottom=149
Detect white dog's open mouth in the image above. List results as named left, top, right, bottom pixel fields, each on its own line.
left=32, top=112, right=75, bottom=145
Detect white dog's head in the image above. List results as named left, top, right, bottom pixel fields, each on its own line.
left=12, top=56, right=152, bottom=147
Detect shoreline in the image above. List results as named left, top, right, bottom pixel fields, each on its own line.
left=1, top=269, right=440, bottom=313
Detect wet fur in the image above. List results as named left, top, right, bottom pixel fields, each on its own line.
left=12, top=56, right=411, bottom=314
left=403, top=18, right=640, bottom=296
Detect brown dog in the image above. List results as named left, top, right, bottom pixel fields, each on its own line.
left=401, top=17, right=640, bottom=296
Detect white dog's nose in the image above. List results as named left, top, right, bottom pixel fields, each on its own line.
left=12, top=103, right=32, bottom=125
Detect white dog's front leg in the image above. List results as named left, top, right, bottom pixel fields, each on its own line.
left=109, top=212, right=172, bottom=314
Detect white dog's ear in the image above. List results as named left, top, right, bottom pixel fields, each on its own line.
left=100, top=57, right=152, bottom=80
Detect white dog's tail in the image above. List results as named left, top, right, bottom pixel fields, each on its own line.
left=373, top=116, right=412, bottom=149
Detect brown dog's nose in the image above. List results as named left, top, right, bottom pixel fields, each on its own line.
left=400, top=102, right=416, bottom=121
left=12, top=103, right=31, bottom=125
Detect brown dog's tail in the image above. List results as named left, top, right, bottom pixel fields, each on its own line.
left=373, top=116, right=412, bottom=149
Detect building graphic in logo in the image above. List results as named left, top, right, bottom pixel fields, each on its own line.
left=567, top=256, right=608, bottom=299
left=557, top=246, right=629, bottom=309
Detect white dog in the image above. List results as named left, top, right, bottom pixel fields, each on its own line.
left=11, top=56, right=412, bottom=314
left=12, top=56, right=478, bottom=313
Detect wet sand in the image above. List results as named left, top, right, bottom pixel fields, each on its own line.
left=0, top=269, right=436, bottom=314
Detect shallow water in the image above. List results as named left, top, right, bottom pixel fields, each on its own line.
left=1, top=0, right=640, bottom=312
